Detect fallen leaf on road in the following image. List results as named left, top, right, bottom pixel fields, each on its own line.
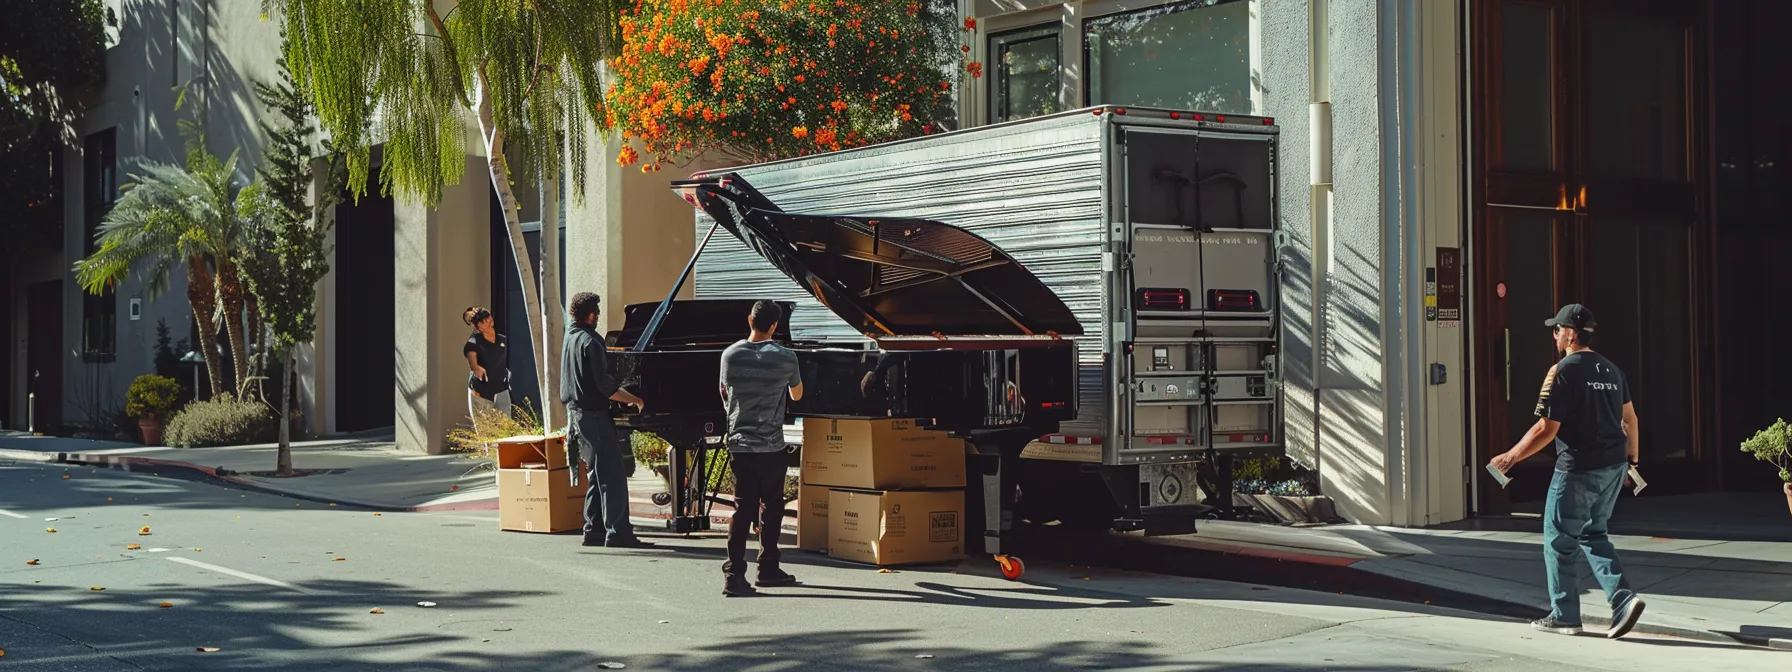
left=62, top=474, right=69, bottom=479
left=45, top=517, right=59, bottom=522
left=373, top=513, right=382, bottom=517
left=916, top=654, right=935, bottom=659
left=598, top=663, right=626, bottom=669
left=369, top=608, right=385, bottom=614
left=196, top=647, right=220, bottom=653
left=657, top=620, right=669, bottom=624
left=26, top=559, right=39, bottom=566
left=451, top=486, right=459, bottom=491
left=332, top=558, right=346, bottom=562
left=492, top=627, right=512, bottom=632
left=90, top=586, right=105, bottom=591
left=107, top=497, right=112, bottom=502
left=328, top=503, right=337, bottom=507
left=45, top=528, right=56, bottom=533
left=139, top=527, right=151, bottom=535
left=877, top=569, right=893, bottom=574
left=127, top=544, right=141, bottom=550
left=417, top=601, right=437, bottom=608
left=160, top=602, right=173, bottom=608
left=193, top=548, right=202, bottom=552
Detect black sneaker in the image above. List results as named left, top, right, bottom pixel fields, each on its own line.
left=755, top=569, right=799, bottom=588
left=1608, top=596, right=1646, bottom=639
left=581, top=535, right=605, bottom=547
left=723, top=575, right=758, bottom=597
left=1530, top=617, right=1583, bottom=636
left=604, top=537, right=657, bottom=549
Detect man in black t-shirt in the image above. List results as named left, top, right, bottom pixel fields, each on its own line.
left=1491, top=304, right=1646, bottom=639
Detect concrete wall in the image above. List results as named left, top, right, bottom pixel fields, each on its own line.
left=394, top=158, right=492, bottom=454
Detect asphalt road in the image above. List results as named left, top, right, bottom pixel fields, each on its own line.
left=1, top=460, right=1784, bottom=671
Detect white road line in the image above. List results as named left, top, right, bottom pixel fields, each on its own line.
left=0, top=509, right=28, bottom=519
left=165, top=557, right=319, bottom=595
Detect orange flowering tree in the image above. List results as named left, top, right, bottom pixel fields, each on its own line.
left=607, top=0, right=957, bottom=169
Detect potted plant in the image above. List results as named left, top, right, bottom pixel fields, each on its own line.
left=125, top=374, right=182, bottom=446
left=1740, top=419, right=1792, bottom=517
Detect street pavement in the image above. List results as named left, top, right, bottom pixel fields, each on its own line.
left=3, top=459, right=1786, bottom=671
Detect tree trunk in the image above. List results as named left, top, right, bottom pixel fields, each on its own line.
left=186, top=257, right=226, bottom=397
left=244, top=300, right=266, bottom=403
left=540, top=169, right=565, bottom=431
left=215, top=257, right=252, bottom=398
left=276, top=348, right=294, bottom=476
left=475, top=70, right=548, bottom=414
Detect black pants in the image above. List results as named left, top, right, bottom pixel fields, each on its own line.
left=723, top=451, right=786, bottom=578
left=570, top=407, right=633, bottom=542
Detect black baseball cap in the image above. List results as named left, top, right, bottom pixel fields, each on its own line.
left=1545, top=304, right=1596, bottom=332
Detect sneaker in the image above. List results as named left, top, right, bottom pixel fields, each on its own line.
left=580, top=535, right=605, bottom=547
left=723, top=575, right=758, bottom=597
left=1530, top=617, right=1583, bottom=636
left=1608, top=596, right=1646, bottom=639
left=755, top=569, right=799, bottom=588
left=604, top=537, right=657, bottom=549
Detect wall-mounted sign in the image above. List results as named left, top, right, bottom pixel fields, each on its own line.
left=1436, top=247, right=1461, bottom=325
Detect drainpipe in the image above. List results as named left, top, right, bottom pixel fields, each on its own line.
left=1309, top=0, right=1331, bottom=482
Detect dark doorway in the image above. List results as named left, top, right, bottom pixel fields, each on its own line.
left=1, top=273, right=10, bottom=429
left=333, top=169, right=396, bottom=433
left=1712, top=0, right=1792, bottom=495
left=26, top=280, right=64, bottom=432
left=1471, top=0, right=1710, bottom=511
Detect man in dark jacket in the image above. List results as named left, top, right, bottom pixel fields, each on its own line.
left=560, top=292, right=653, bottom=548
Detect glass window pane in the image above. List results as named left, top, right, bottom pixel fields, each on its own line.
left=991, top=27, right=1062, bottom=123
left=1084, top=0, right=1252, bottom=114
left=1498, top=2, right=1554, bottom=171
left=1587, top=12, right=1688, bottom=181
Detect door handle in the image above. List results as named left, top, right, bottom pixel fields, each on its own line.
left=1503, top=328, right=1511, bottom=401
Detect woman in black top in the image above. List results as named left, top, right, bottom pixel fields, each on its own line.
left=462, top=307, right=511, bottom=428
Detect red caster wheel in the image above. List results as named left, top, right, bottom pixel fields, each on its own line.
left=995, top=554, right=1025, bottom=581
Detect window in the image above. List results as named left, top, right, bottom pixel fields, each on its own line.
left=1084, top=0, right=1254, bottom=114
left=990, top=26, right=1063, bottom=124
left=83, top=128, right=118, bottom=361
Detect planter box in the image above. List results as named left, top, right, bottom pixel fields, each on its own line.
left=1233, top=493, right=1338, bottom=524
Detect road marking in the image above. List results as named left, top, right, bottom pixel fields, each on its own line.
left=165, top=557, right=318, bottom=595
left=0, top=509, right=28, bottom=519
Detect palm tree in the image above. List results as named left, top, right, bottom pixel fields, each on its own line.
left=74, top=145, right=257, bottom=398
left=266, top=0, right=626, bottom=429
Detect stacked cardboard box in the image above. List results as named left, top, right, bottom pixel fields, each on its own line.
left=796, top=418, right=967, bottom=567
left=491, top=435, right=586, bottom=533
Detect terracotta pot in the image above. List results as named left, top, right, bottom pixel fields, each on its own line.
left=138, top=416, right=163, bottom=446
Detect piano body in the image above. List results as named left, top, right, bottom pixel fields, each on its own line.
left=607, top=173, right=1083, bottom=577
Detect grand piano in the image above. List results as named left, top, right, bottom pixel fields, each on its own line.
left=606, top=173, right=1083, bottom=578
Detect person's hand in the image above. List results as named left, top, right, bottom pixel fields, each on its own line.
left=472, top=365, right=488, bottom=380
left=1490, top=451, right=1519, bottom=473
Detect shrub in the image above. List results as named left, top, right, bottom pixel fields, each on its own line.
left=1741, top=418, right=1792, bottom=483
left=606, top=0, right=956, bottom=168
left=445, top=400, right=545, bottom=458
left=632, top=432, right=671, bottom=467
left=164, top=394, right=278, bottom=448
left=125, top=374, right=182, bottom=420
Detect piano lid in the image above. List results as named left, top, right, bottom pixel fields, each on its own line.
left=671, top=174, right=1085, bottom=338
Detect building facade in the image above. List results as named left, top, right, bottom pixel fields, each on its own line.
left=8, top=0, right=1786, bottom=527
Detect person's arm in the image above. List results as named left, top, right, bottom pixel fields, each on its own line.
left=590, top=339, right=644, bottom=410
left=787, top=352, right=804, bottom=401
left=1783, top=482, right=1791, bottom=519
left=1493, top=417, right=1561, bottom=471
left=466, top=351, right=486, bottom=380
left=1621, top=402, right=1640, bottom=465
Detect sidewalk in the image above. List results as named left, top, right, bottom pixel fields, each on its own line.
left=1140, top=498, right=1792, bottom=651
left=3, top=430, right=1785, bottom=649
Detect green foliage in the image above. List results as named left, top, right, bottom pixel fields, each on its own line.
left=240, top=40, right=345, bottom=355
left=1741, top=418, right=1792, bottom=483
left=267, top=0, right=626, bottom=206
left=164, top=394, right=279, bottom=448
left=125, top=375, right=182, bottom=420
left=631, top=431, right=670, bottom=466
left=0, top=0, right=112, bottom=149
left=445, top=399, right=546, bottom=457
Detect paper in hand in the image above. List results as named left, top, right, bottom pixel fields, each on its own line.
left=1627, top=465, right=1647, bottom=495
left=1486, top=462, right=1512, bottom=489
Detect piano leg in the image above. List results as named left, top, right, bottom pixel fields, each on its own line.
left=665, top=441, right=715, bottom=534
left=965, top=428, right=1040, bottom=581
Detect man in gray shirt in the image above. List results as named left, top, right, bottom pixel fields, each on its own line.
left=718, top=300, right=803, bottom=596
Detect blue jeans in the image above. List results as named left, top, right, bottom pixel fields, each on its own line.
left=1543, top=462, right=1635, bottom=624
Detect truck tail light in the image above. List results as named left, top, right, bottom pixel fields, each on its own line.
left=1207, top=289, right=1261, bottom=311
left=1135, top=288, right=1191, bottom=311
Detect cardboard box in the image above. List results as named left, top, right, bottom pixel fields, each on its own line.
left=828, top=488, right=965, bottom=567
left=797, top=484, right=832, bottom=551
left=800, top=418, right=966, bottom=489
left=490, top=434, right=572, bottom=470
left=498, top=467, right=586, bottom=533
